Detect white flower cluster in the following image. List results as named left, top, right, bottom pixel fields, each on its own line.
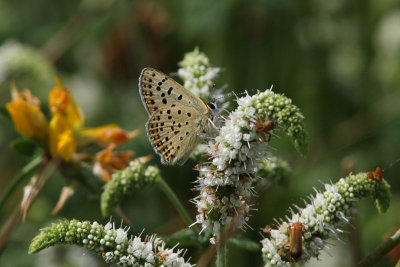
left=205, top=92, right=270, bottom=184
left=178, top=49, right=308, bottom=241
left=29, top=219, right=193, bottom=267
left=261, top=171, right=391, bottom=266
left=178, top=47, right=220, bottom=100
left=101, top=221, right=192, bottom=267
left=261, top=185, right=345, bottom=266
left=193, top=90, right=273, bottom=235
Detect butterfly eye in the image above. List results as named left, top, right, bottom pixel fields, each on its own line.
left=207, top=102, right=217, bottom=110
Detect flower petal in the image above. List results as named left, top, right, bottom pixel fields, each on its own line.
left=79, top=124, right=139, bottom=147
left=49, top=113, right=76, bottom=161
left=49, top=77, right=84, bottom=128
left=93, top=144, right=135, bottom=182
left=6, top=84, right=48, bottom=140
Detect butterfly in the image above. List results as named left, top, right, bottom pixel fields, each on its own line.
left=139, top=68, right=217, bottom=165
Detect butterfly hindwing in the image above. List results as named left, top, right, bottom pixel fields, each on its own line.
left=146, top=106, right=205, bottom=165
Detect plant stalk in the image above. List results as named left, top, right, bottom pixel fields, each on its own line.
left=356, top=228, right=400, bottom=267
left=216, top=231, right=227, bottom=267
left=0, top=155, right=42, bottom=212
left=0, top=156, right=60, bottom=254
left=157, top=177, right=199, bottom=234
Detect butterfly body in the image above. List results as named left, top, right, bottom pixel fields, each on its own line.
left=139, top=68, right=212, bottom=165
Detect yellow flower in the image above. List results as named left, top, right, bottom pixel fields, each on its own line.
left=6, top=83, right=48, bottom=141
left=49, top=113, right=76, bottom=161
left=48, top=77, right=83, bottom=128
left=47, top=77, right=81, bottom=161
left=7, top=77, right=138, bottom=163
left=79, top=125, right=139, bottom=147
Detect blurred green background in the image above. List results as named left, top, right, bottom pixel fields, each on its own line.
left=0, top=0, right=400, bottom=266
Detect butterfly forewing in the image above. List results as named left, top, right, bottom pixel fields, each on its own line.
left=139, top=68, right=211, bottom=165
left=139, top=68, right=209, bottom=114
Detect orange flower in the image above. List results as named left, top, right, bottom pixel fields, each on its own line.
left=48, top=77, right=83, bottom=128
left=6, top=83, right=48, bottom=141
left=49, top=113, right=76, bottom=161
left=79, top=125, right=139, bottom=147
left=93, top=144, right=135, bottom=182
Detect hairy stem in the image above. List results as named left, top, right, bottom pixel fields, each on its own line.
left=216, top=231, right=227, bottom=267
left=356, top=228, right=400, bottom=267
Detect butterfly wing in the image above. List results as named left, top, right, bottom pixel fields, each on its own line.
left=139, top=68, right=209, bottom=115
left=139, top=68, right=210, bottom=165
left=146, top=106, right=207, bottom=165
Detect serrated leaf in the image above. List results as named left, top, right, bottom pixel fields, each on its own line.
left=373, top=180, right=391, bottom=214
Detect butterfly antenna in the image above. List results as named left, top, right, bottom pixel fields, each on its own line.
left=387, top=157, right=400, bottom=169
left=213, top=91, right=249, bottom=102
left=381, top=157, right=400, bottom=173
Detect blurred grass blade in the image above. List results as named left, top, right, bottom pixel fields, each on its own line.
left=0, top=155, right=43, bottom=212
left=227, top=236, right=261, bottom=251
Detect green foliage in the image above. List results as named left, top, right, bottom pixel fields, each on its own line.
left=0, top=42, right=55, bottom=94
left=0, top=106, right=11, bottom=124
left=227, top=236, right=261, bottom=252
left=373, top=180, right=392, bottom=214
left=164, top=228, right=209, bottom=248
left=10, top=137, right=37, bottom=156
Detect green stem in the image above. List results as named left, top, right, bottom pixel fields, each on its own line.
left=0, top=155, right=43, bottom=212
left=157, top=177, right=199, bottom=234
left=216, top=231, right=227, bottom=267
left=0, top=156, right=59, bottom=254
left=356, top=228, right=400, bottom=267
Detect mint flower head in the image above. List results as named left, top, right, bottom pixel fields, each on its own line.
left=178, top=47, right=220, bottom=100
left=101, top=161, right=161, bottom=216
left=256, top=156, right=291, bottom=185
left=261, top=170, right=391, bottom=266
left=192, top=89, right=308, bottom=236
left=29, top=219, right=193, bottom=267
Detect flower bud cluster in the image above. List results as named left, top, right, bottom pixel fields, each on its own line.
left=29, top=219, right=193, bottom=267
left=261, top=171, right=391, bottom=266
left=101, top=161, right=161, bottom=216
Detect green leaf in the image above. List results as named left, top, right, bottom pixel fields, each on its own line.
left=227, top=236, right=261, bottom=251
left=163, top=228, right=214, bottom=249
left=373, top=180, right=391, bottom=214
left=0, top=106, right=12, bottom=125
left=10, top=137, right=37, bottom=156
left=163, top=228, right=206, bottom=247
